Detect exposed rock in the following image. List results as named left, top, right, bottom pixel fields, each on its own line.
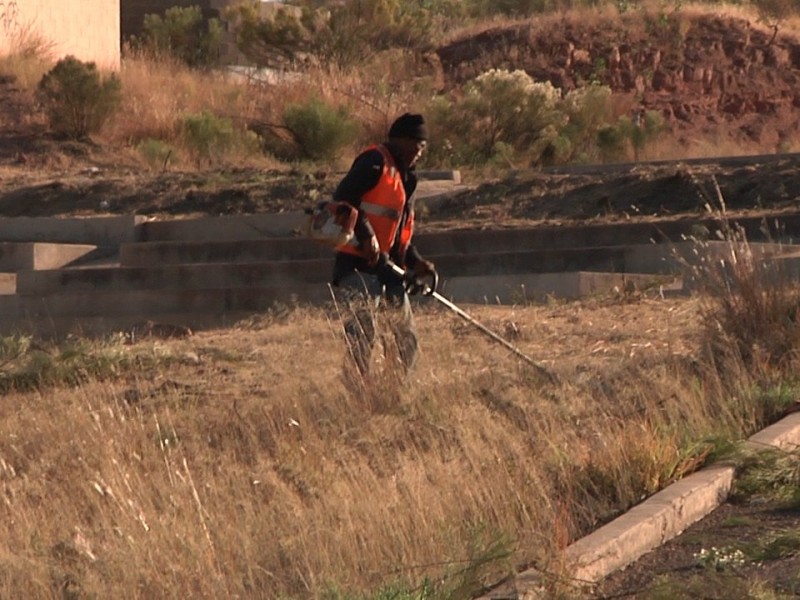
left=435, top=12, right=800, bottom=150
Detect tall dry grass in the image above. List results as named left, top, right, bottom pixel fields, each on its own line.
left=0, top=276, right=796, bottom=598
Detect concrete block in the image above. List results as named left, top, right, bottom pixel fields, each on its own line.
left=565, top=465, right=735, bottom=584
left=0, top=216, right=145, bottom=246
left=0, top=243, right=97, bottom=271
left=747, top=412, right=800, bottom=450
left=479, top=412, right=800, bottom=599
left=417, top=170, right=461, bottom=183
left=0, top=273, right=16, bottom=295
left=139, top=212, right=308, bottom=242
left=16, top=260, right=334, bottom=294
left=438, top=272, right=672, bottom=304
left=120, top=237, right=331, bottom=266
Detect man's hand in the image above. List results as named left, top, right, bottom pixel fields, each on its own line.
left=413, top=259, right=436, bottom=278
left=362, top=236, right=381, bottom=266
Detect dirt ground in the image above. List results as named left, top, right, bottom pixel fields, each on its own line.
left=590, top=495, right=800, bottom=599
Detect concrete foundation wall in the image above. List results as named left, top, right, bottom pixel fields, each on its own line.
left=0, top=215, right=145, bottom=246
left=0, top=243, right=97, bottom=270
left=1, top=0, right=120, bottom=70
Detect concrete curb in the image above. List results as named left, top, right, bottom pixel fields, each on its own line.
left=478, top=412, right=800, bottom=599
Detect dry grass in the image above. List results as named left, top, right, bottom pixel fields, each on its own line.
left=0, top=286, right=794, bottom=598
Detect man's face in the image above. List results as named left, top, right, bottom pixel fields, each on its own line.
left=396, top=138, right=427, bottom=168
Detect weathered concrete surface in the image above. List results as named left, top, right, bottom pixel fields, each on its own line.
left=120, top=237, right=331, bottom=266
left=0, top=242, right=97, bottom=271
left=1, top=0, right=120, bottom=70
left=563, top=466, right=735, bottom=586
left=478, top=412, right=800, bottom=599
left=21, top=248, right=684, bottom=296
left=16, top=260, right=334, bottom=294
left=0, top=273, right=16, bottom=295
left=0, top=215, right=145, bottom=246
left=138, top=212, right=308, bottom=242
left=438, top=272, right=673, bottom=304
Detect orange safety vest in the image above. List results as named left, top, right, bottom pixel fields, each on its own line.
left=337, top=144, right=414, bottom=261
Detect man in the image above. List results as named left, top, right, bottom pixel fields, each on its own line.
left=331, top=112, right=436, bottom=379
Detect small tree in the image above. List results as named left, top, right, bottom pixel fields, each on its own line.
left=141, top=5, right=224, bottom=67
left=36, top=56, right=121, bottom=140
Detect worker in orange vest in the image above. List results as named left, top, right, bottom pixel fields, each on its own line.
left=331, top=113, right=437, bottom=381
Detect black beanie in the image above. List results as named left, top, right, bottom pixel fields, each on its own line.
left=388, top=113, right=428, bottom=141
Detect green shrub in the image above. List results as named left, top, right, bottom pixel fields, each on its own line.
left=141, top=5, right=223, bottom=67
left=180, top=110, right=235, bottom=163
left=281, top=98, right=358, bottom=162
left=137, top=138, right=176, bottom=170
left=559, top=84, right=615, bottom=163
left=596, top=123, right=627, bottom=163
left=36, top=56, right=121, bottom=139
left=429, top=69, right=565, bottom=167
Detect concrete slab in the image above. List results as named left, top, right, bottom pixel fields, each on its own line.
left=414, top=214, right=800, bottom=255
left=16, top=260, right=334, bottom=294
left=0, top=242, right=98, bottom=271
left=0, top=273, right=16, bottom=295
left=138, top=212, right=308, bottom=242
left=0, top=215, right=145, bottom=246
left=478, top=412, right=800, bottom=599
left=119, top=237, right=331, bottom=266
left=438, top=272, right=673, bottom=304
left=21, top=247, right=687, bottom=296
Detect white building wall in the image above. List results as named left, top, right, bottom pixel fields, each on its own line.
left=0, top=0, right=120, bottom=70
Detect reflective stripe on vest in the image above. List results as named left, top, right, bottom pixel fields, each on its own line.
left=361, top=201, right=400, bottom=220
left=337, top=144, right=408, bottom=257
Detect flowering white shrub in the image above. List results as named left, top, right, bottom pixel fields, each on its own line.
left=694, top=546, right=747, bottom=571
left=458, top=68, right=565, bottom=164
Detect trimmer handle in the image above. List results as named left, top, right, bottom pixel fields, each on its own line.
left=405, top=269, right=438, bottom=296
left=387, top=262, right=438, bottom=296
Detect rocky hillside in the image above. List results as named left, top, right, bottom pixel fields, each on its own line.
left=434, top=11, right=800, bottom=153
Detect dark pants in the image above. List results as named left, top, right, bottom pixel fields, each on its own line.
left=334, top=270, right=418, bottom=377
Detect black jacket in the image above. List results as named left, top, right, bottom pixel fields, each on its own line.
left=331, top=142, right=423, bottom=285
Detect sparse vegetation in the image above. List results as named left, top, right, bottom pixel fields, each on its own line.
left=35, top=56, right=121, bottom=139
left=2, top=1, right=798, bottom=168
left=2, top=2, right=800, bottom=598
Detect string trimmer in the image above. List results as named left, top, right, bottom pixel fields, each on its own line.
left=389, top=262, right=558, bottom=385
